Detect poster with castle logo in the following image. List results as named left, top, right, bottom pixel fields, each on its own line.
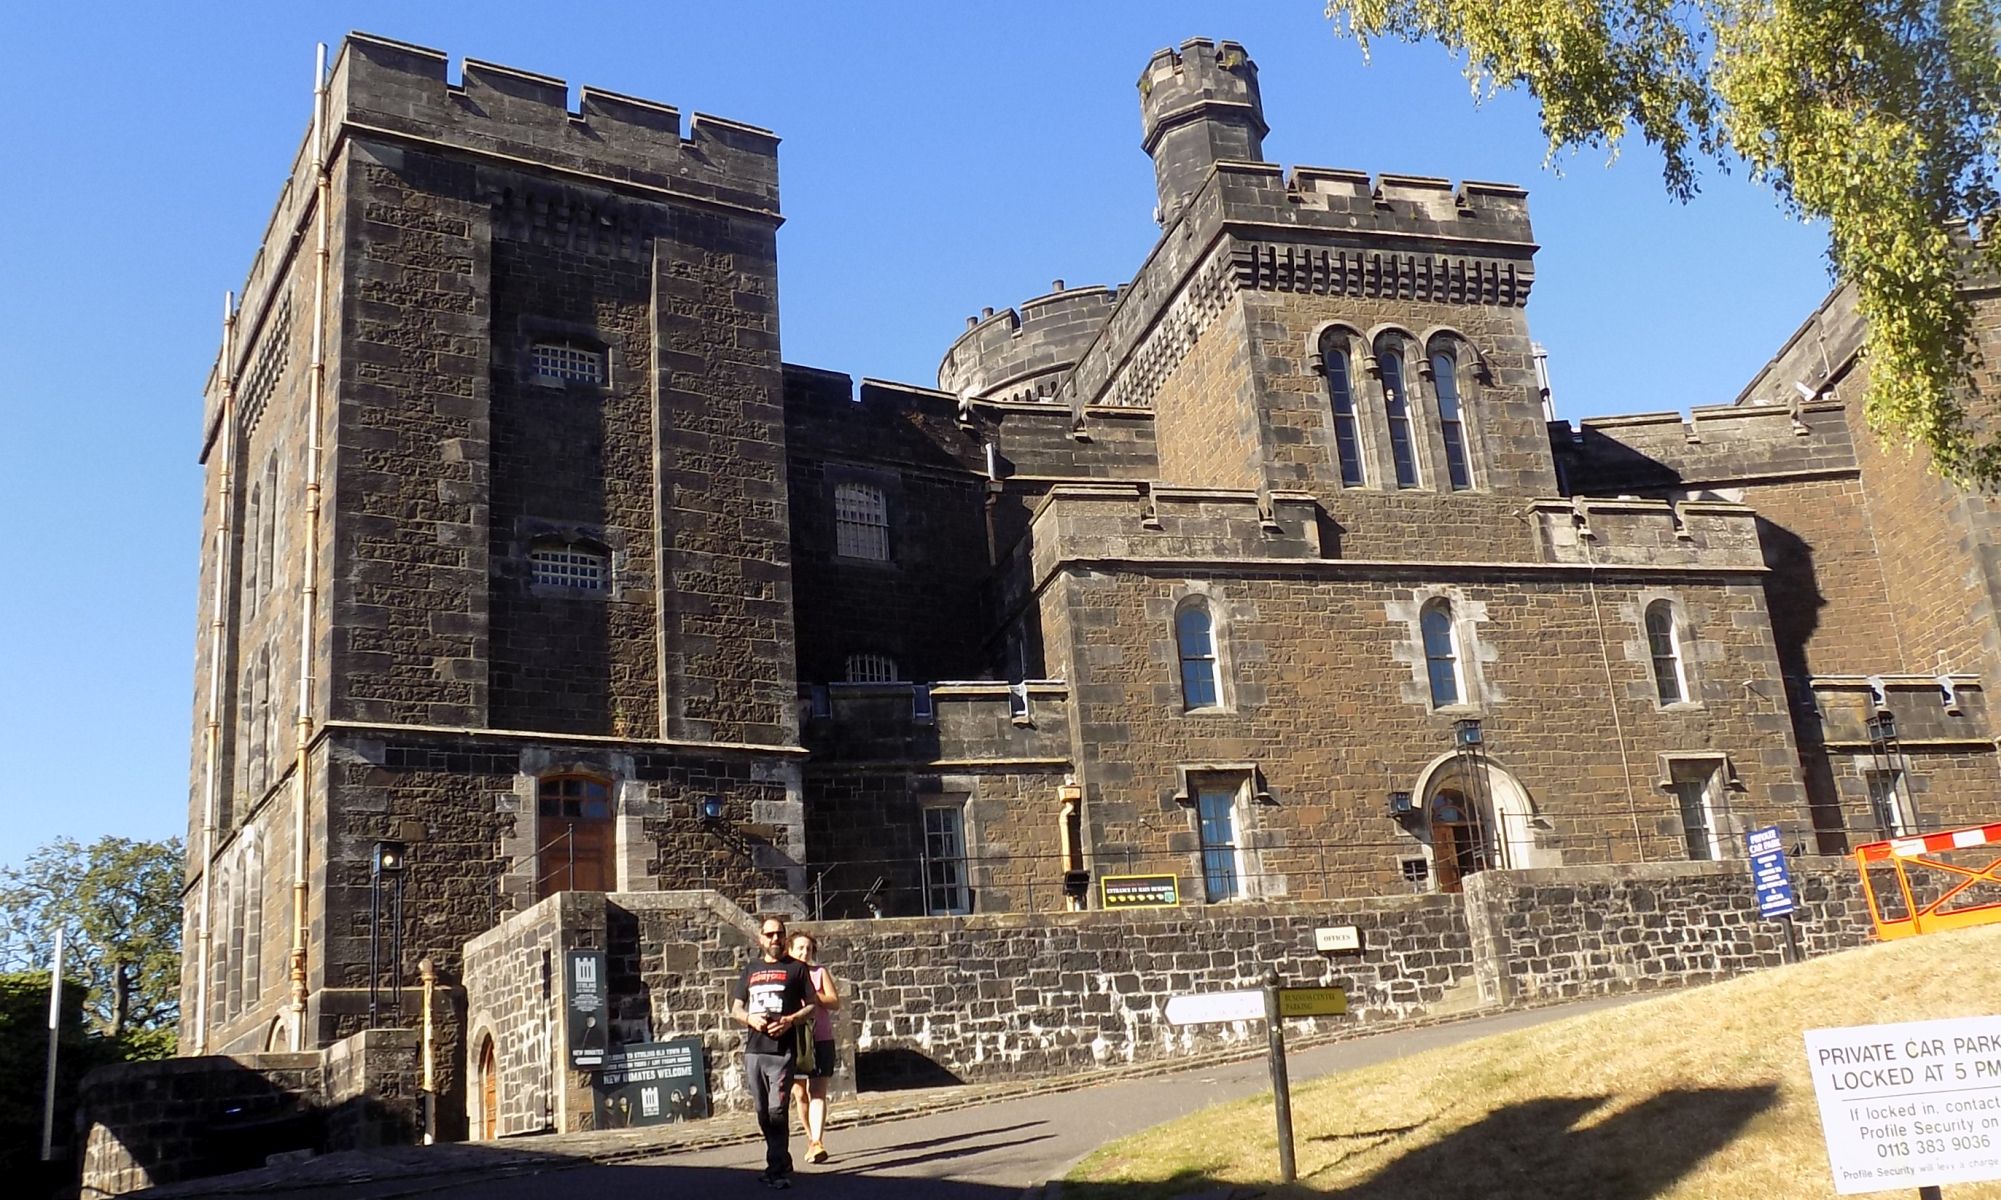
left=594, top=1037, right=711, bottom=1128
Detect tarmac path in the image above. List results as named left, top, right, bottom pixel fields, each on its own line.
left=405, top=997, right=1633, bottom=1200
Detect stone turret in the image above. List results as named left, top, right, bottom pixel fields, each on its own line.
left=1138, top=38, right=1266, bottom=227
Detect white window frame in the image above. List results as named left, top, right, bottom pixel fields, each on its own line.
left=1174, top=600, right=1221, bottom=711
left=1421, top=601, right=1463, bottom=708
left=1866, top=769, right=1910, bottom=838
left=1194, top=783, right=1245, bottom=903
left=530, top=341, right=605, bottom=386
left=530, top=543, right=608, bottom=591
left=1646, top=600, right=1690, bottom=706
left=1669, top=759, right=1724, bottom=860
left=844, top=652, right=900, bottom=683
left=834, top=482, right=891, bottom=561
left=921, top=805, right=971, bottom=915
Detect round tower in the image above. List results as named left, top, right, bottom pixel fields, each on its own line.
left=1138, top=38, right=1266, bottom=227
left=938, top=282, right=1118, bottom=404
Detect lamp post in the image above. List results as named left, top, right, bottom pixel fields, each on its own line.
left=1864, top=712, right=1919, bottom=834
left=1451, top=718, right=1496, bottom=869
left=368, top=841, right=407, bottom=1028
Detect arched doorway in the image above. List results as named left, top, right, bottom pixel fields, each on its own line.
left=1429, top=787, right=1492, bottom=893
left=1410, top=753, right=1546, bottom=892
left=477, top=1036, right=497, bottom=1141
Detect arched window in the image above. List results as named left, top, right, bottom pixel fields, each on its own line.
left=1430, top=348, right=1471, bottom=490
left=1379, top=341, right=1419, bottom=488
left=1323, top=337, right=1364, bottom=487
left=536, top=774, right=616, bottom=897
left=1175, top=602, right=1219, bottom=710
left=1421, top=602, right=1461, bottom=707
left=844, top=652, right=900, bottom=683
left=530, top=340, right=605, bottom=385
left=210, top=865, right=232, bottom=1033
left=834, top=482, right=891, bottom=561
left=260, top=455, right=280, bottom=604
left=243, top=483, right=262, bottom=617
left=530, top=539, right=608, bottom=591
left=240, top=840, right=262, bottom=1012
left=1646, top=600, right=1688, bottom=705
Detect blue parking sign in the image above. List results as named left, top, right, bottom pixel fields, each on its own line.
left=1747, top=825, right=1798, bottom=918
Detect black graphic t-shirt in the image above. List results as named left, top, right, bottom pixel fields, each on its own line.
left=731, top=955, right=813, bottom=1056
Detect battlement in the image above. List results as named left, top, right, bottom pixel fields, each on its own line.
left=1556, top=401, right=1857, bottom=494
left=1010, top=484, right=1322, bottom=602
left=1139, top=38, right=1266, bottom=225
left=1529, top=497, right=1766, bottom=571
left=329, top=32, right=779, bottom=216
left=1211, top=162, right=1538, bottom=250
left=937, top=283, right=1119, bottom=403
left=1138, top=39, right=1265, bottom=152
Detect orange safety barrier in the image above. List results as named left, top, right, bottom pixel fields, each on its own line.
left=1856, top=821, right=2001, bottom=940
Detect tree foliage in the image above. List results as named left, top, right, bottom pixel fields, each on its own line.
left=0, top=837, right=183, bottom=1040
left=1325, top=0, right=2001, bottom=483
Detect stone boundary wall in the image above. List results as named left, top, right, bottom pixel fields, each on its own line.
left=77, top=1030, right=421, bottom=1198
left=463, top=856, right=1879, bottom=1134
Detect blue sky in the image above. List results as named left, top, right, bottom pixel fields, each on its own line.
left=0, top=2, right=1831, bottom=868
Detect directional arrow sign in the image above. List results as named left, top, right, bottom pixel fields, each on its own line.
left=1164, top=989, right=1264, bottom=1026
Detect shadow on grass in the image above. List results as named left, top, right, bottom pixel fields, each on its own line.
left=1065, top=1085, right=1781, bottom=1200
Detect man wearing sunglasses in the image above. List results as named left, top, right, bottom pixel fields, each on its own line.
left=729, top=917, right=819, bottom=1188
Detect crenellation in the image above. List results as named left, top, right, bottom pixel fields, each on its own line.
left=330, top=32, right=780, bottom=217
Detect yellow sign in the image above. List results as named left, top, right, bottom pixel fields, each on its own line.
left=1100, top=874, right=1181, bottom=909
left=1278, top=987, right=1347, bottom=1018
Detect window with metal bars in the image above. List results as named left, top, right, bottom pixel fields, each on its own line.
left=833, top=482, right=890, bottom=560
left=531, top=341, right=604, bottom=385
left=844, top=652, right=900, bottom=683
left=530, top=543, right=607, bottom=590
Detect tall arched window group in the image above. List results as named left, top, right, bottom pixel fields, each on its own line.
left=1318, top=328, right=1478, bottom=492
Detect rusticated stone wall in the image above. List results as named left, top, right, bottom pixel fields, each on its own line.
left=462, top=858, right=1876, bottom=1131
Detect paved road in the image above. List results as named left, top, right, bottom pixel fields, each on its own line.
left=421, top=998, right=1632, bottom=1199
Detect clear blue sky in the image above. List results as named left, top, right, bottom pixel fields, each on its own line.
left=0, top=2, right=1830, bottom=868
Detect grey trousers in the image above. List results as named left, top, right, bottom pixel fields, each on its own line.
left=745, top=1050, right=796, bottom=1176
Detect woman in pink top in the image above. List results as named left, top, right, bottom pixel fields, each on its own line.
left=788, top=932, right=840, bottom=1162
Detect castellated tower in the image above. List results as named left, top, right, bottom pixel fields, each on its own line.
left=1139, top=38, right=1267, bottom=226
left=181, top=32, right=799, bottom=1128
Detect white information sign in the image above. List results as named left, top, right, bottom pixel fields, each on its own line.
left=1804, top=1015, right=2001, bottom=1194
left=1165, top=989, right=1263, bottom=1026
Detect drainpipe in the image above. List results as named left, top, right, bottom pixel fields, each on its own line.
left=1577, top=508, right=1648, bottom=855
left=289, top=42, right=330, bottom=1051
left=195, top=291, right=239, bottom=1054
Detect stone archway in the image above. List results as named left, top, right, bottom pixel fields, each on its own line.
left=1409, top=753, right=1547, bottom=891
left=475, top=1034, right=498, bottom=1141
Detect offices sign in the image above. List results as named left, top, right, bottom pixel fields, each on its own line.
left=1804, top=1015, right=2001, bottom=1194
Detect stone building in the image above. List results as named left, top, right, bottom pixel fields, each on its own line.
left=178, top=32, right=1999, bottom=1141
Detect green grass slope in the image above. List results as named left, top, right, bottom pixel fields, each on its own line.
left=1068, top=924, right=2001, bottom=1199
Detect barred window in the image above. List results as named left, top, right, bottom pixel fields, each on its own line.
left=530, top=542, right=608, bottom=590
left=844, top=653, right=900, bottom=683
left=834, top=482, right=890, bottom=561
left=531, top=341, right=605, bottom=386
